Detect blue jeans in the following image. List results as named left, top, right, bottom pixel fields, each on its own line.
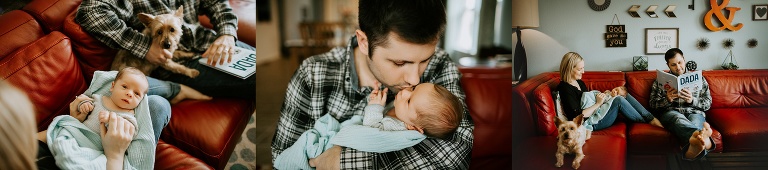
left=659, top=110, right=714, bottom=160
left=592, top=94, right=656, bottom=130
left=147, top=95, right=171, bottom=143
left=149, top=40, right=256, bottom=99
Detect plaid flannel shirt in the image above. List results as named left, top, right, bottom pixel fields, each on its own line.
left=650, top=71, right=712, bottom=115
left=75, top=0, right=238, bottom=58
left=272, top=37, right=474, bottom=169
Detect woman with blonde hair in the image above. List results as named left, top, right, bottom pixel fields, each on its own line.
left=556, top=52, right=662, bottom=131
left=0, top=81, right=38, bottom=170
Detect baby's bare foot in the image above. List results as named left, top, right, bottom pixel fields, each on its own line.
left=171, top=84, right=212, bottom=104
left=685, top=130, right=706, bottom=159
left=650, top=118, right=664, bottom=128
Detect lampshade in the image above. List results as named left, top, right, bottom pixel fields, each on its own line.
left=512, top=0, right=539, bottom=28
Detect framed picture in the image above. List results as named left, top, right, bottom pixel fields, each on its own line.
left=754, top=4, right=768, bottom=21
left=645, top=28, right=679, bottom=55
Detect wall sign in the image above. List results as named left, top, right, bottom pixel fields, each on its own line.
left=704, top=0, right=742, bottom=31
left=645, top=28, right=679, bottom=54
left=605, top=25, right=627, bottom=47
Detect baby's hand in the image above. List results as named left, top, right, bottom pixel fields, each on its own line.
left=368, top=88, right=388, bottom=106
left=79, top=100, right=94, bottom=114
left=98, top=110, right=111, bottom=124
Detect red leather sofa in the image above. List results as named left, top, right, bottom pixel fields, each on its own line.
left=512, top=70, right=768, bottom=169
left=458, top=66, right=514, bottom=169
left=0, top=0, right=255, bottom=169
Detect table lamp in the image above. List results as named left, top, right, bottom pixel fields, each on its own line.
left=512, top=0, right=539, bottom=81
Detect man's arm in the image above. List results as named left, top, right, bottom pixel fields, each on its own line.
left=690, top=78, right=712, bottom=111
left=75, top=0, right=151, bottom=58
left=650, top=80, right=672, bottom=110
left=271, top=63, right=317, bottom=163
left=200, top=0, right=238, bottom=40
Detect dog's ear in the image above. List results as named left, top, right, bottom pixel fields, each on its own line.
left=175, top=6, right=184, bottom=18
left=138, top=13, right=155, bottom=26
left=574, top=114, right=585, bottom=127
left=555, top=115, right=563, bottom=127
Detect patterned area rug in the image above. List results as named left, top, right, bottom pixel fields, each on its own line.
left=224, top=111, right=257, bottom=169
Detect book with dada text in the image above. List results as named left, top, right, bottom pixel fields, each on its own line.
left=198, top=46, right=256, bottom=79
left=656, top=69, right=703, bottom=93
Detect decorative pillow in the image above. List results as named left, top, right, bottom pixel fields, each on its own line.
left=551, top=90, right=566, bottom=121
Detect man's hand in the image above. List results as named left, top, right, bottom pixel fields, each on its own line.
left=679, top=88, right=694, bottom=103
left=100, top=112, right=135, bottom=159
left=308, top=145, right=341, bottom=170
left=202, top=35, right=236, bottom=66
left=666, top=88, right=680, bottom=102
left=70, top=94, right=94, bottom=122
left=146, top=39, right=173, bottom=65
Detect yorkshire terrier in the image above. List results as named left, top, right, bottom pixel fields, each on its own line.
left=112, top=6, right=198, bottom=78
left=555, top=114, right=591, bottom=169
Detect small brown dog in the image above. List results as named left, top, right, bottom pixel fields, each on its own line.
left=112, top=6, right=199, bottom=78
left=555, top=114, right=592, bottom=169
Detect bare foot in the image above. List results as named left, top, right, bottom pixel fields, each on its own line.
left=170, top=84, right=212, bottom=104
left=701, top=122, right=713, bottom=150
left=37, top=130, right=47, bottom=143
left=650, top=118, right=664, bottom=128
left=684, top=130, right=706, bottom=159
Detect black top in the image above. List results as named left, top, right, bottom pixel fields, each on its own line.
left=557, top=80, right=588, bottom=120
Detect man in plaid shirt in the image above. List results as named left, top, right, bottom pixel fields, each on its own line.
left=272, top=0, right=473, bottom=169
left=650, top=48, right=714, bottom=160
left=76, top=0, right=255, bottom=99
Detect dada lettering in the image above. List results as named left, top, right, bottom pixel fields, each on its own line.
left=679, top=73, right=699, bottom=85
left=228, top=54, right=256, bottom=71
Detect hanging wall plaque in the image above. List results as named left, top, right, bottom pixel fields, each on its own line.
left=606, top=14, right=627, bottom=47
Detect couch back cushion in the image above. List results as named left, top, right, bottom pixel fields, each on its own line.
left=625, top=71, right=657, bottom=108
left=704, top=70, right=768, bottom=108
left=531, top=72, right=625, bottom=136
left=459, top=67, right=513, bottom=159
left=22, top=0, right=83, bottom=32
left=62, top=10, right=117, bottom=82
left=0, top=10, right=46, bottom=57
left=0, top=31, right=87, bottom=130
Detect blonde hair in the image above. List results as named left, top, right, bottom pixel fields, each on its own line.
left=559, top=52, right=584, bottom=83
left=0, top=81, right=37, bottom=170
left=414, top=84, right=463, bottom=140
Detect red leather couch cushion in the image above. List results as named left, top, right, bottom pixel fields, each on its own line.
left=704, top=70, right=768, bottom=108
left=513, top=135, right=626, bottom=170
left=161, top=98, right=254, bottom=169
left=22, top=0, right=82, bottom=32
left=708, top=108, right=768, bottom=152
left=0, top=10, right=45, bottom=57
left=61, top=10, right=116, bottom=82
left=459, top=67, right=513, bottom=168
left=198, top=0, right=256, bottom=47
left=625, top=71, right=656, bottom=108
left=0, top=31, right=87, bottom=130
left=156, top=140, right=214, bottom=170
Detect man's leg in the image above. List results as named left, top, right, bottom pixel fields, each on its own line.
left=147, top=76, right=181, bottom=100
left=659, top=110, right=699, bottom=143
left=147, top=95, right=171, bottom=143
left=158, top=41, right=255, bottom=98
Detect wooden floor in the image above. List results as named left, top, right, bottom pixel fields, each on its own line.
left=255, top=55, right=300, bottom=169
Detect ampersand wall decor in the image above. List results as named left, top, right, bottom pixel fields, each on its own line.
left=704, top=0, right=743, bottom=32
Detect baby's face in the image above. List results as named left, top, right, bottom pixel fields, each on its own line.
left=110, top=74, right=148, bottom=110
left=394, top=83, right=434, bottom=131
left=611, top=87, right=627, bottom=97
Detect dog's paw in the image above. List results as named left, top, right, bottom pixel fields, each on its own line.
left=555, top=160, right=563, bottom=168
left=572, top=161, right=581, bottom=169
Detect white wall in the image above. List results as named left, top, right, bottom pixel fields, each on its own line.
left=514, top=0, right=768, bottom=77
left=256, top=0, right=281, bottom=64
